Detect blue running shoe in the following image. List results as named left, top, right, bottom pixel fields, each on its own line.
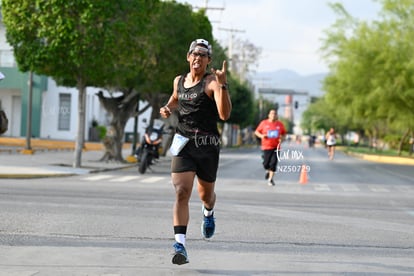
left=201, top=208, right=215, bottom=239
left=172, top=242, right=189, bottom=265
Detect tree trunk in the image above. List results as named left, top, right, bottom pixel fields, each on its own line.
left=100, top=115, right=128, bottom=163
left=397, top=128, right=410, bottom=156
left=73, top=80, right=87, bottom=168
left=96, top=90, right=139, bottom=162
left=99, top=127, right=124, bottom=162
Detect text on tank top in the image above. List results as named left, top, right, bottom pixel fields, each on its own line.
left=177, top=73, right=219, bottom=138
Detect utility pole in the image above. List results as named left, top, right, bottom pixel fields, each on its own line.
left=253, top=77, right=271, bottom=118
left=24, top=71, right=33, bottom=154
left=194, top=0, right=224, bottom=11
left=192, top=0, right=224, bottom=24
left=218, top=27, right=245, bottom=72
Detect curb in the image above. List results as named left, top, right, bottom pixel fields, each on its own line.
left=0, top=173, right=77, bottom=179
left=344, top=151, right=414, bottom=166
left=0, top=137, right=133, bottom=152
left=0, top=163, right=137, bottom=179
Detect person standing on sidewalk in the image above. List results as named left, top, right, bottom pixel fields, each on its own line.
left=159, top=38, right=232, bottom=265
left=254, top=109, right=286, bottom=186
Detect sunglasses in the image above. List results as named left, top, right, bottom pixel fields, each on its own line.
left=191, top=52, right=208, bottom=58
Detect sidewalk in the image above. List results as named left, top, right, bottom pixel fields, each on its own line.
left=0, top=138, right=137, bottom=178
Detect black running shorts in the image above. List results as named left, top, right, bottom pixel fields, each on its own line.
left=262, top=149, right=278, bottom=172
left=171, top=139, right=220, bottom=183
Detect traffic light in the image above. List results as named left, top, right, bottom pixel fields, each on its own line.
left=294, top=101, right=298, bottom=109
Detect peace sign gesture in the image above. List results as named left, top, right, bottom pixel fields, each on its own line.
left=211, top=60, right=227, bottom=87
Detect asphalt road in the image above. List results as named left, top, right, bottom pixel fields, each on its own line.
left=0, top=144, right=413, bottom=275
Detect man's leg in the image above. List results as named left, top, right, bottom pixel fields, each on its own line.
left=267, top=150, right=278, bottom=186
left=268, top=170, right=275, bottom=180
left=172, top=171, right=196, bottom=226
left=171, top=171, right=195, bottom=265
left=262, top=150, right=271, bottom=181
left=198, top=178, right=216, bottom=238
left=198, top=178, right=216, bottom=210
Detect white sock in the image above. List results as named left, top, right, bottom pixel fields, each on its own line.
left=175, top=234, right=186, bottom=245
left=203, top=207, right=214, bottom=217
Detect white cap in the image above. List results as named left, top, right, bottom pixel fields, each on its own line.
left=188, top=38, right=212, bottom=56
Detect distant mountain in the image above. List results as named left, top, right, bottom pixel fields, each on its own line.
left=252, top=69, right=328, bottom=97
left=256, top=69, right=301, bottom=82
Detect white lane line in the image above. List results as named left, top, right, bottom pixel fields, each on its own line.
left=395, top=186, right=414, bottom=193
left=83, top=175, right=114, bottom=181
left=141, top=177, right=166, bottom=183
left=341, top=184, right=360, bottom=192
left=314, top=184, right=331, bottom=191
left=109, top=176, right=141, bottom=182
left=368, top=186, right=389, bottom=192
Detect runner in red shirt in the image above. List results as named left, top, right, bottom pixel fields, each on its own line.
left=254, top=109, right=286, bottom=186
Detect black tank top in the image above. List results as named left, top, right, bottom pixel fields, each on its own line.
left=176, top=73, right=219, bottom=138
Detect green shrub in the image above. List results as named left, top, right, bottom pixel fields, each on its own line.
left=97, top=125, right=107, bottom=140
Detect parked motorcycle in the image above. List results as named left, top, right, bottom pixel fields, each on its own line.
left=136, top=123, right=164, bottom=174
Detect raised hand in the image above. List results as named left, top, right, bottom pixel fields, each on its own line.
left=210, top=60, right=227, bottom=86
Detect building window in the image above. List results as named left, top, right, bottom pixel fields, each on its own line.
left=58, top=93, right=71, bottom=130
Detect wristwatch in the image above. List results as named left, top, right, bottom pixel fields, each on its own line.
left=220, top=83, right=228, bottom=90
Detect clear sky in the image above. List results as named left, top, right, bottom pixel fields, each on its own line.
left=176, top=0, right=382, bottom=75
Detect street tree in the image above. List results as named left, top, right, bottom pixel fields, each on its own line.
left=2, top=0, right=156, bottom=167
left=319, top=0, right=414, bottom=150
left=230, top=38, right=262, bottom=82
left=90, top=1, right=159, bottom=162
left=226, top=80, right=255, bottom=128
left=140, top=2, right=214, bottom=125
